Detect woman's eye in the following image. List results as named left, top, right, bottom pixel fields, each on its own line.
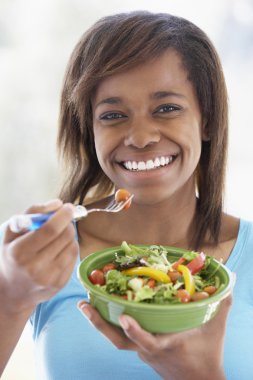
left=156, top=104, right=180, bottom=113
left=100, top=112, right=126, bottom=120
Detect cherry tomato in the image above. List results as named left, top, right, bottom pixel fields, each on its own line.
left=191, top=291, right=209, bottom=302
left=115, top=188, right=130, bottom=202
left=102, top=263, right=116, bottom=273
left=176, top=289, right=191, bottom=303
left=115, top=189, right=132, bottom=210
left=147, top=278, right=156, bottom=288
left=186, top=252, right=206, bottom=274
left=168, top=271, right=181, bottom=283
left=89, top=269, right=105, bottom=285
left=172, top=257, right=185, bottom=270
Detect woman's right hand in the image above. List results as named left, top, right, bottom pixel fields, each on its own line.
left=0, top=199, right=79, bottom=316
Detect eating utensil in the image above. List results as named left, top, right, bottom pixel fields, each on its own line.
left=9, top=195, right=134, bottom=233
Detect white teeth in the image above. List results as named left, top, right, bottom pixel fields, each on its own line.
left=160, top=156, right=166, bottom=166
left=132, top=161, right=138, bottom=170
left=138, top=161, right=146, bottom=170
left=146, top=160, right=155, bottom=170
left=128, top=161, right=132, bottom=170
left=154, top=158, right=160, bottom=167
left=122, top=155, right=174, bottom=171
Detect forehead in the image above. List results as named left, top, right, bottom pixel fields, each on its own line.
left=93, top=49, right=192, bottom=102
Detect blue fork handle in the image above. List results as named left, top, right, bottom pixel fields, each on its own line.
left=28, top=212, right=55, bottom=230
left=9, top=211, right=55, bottom=233
left=9, top=205, right=88, bottom=233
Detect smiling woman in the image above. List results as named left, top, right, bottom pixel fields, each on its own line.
left=92, top=50, right=204, bottom=212
left=58, top=13, right=227, bottom=250
left=0, top=9, right=252, bottom=380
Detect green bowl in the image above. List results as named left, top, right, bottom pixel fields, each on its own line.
left=78, top=245, right=233, bottom=333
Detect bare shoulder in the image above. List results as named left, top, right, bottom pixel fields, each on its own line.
left=201, top=213, right=240, bottom=262
left=220, top=213, right=240, bottom=243
left=202, top=213, right=240, bottom=262
left=218, top=213, right=240, bottom=262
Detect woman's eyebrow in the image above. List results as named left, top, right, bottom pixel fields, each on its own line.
left=95, top=97, right=122, bottom=109
left=94, top=91, right=186, bottom=110
left=151, top=91, right=186, bottom=100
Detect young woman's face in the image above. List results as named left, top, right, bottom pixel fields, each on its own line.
left=92, top=49, right=206, bottom=205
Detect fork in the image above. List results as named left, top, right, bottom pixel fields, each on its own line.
left=9, top=195, right=134, bottom=233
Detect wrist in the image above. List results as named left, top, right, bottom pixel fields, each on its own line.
left=0, top=278, right=35, bottom=318
left=205, top=370, right=226, bottom=380
left=161, top=364, right=226, bottom=380
left=193, top=365, right=226, bottom=380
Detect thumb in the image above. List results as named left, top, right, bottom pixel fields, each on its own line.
left=205, top=292, right=233, bottom=335
left=215, top=271, right=236, bottom=326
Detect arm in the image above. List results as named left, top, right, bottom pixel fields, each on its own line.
left=0, top=302, right=33, bottom=375
left=78, top=295, right=232, bottom=380
left=0, top=200, right=78, bottom=374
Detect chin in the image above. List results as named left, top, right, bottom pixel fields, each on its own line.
left=130, top=190, right=173, bottom=207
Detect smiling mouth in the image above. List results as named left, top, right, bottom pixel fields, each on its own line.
left=121, top=155, right=177, bottom=171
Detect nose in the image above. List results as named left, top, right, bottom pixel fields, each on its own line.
left=124, top=118, right=161, bottom=148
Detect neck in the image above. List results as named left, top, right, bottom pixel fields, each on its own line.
left=119, top=194, right=197, bottom=248
left=78, top=181, right=199, bottom=251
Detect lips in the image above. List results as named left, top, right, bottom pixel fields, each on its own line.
left=121, top=155, right=176, bottom=171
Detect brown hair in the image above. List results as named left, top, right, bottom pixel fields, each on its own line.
left=57, top=11, right=228, bottom=249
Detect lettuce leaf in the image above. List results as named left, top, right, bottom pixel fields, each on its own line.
left=105, top=270, right=128, bottom=295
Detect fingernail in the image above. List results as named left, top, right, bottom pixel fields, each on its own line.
left=119, top=315, right=129, bottom=330
left=64, top=203, right=75, bottom=213
left=77, top=302, right=91, bottom=319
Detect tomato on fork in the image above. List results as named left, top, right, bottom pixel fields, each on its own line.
left=115, top=189, right=132, bottom=210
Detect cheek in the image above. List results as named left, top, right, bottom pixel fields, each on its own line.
left=93, top=128, right=115, bottom=171
left=94, top=136, right=105, bottom=168
left=93, top=127, right=103, bottom=158
left=178, top=125, right=202, bottom=166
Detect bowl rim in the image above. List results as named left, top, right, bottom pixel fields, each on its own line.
left=78, top=244, right=233, bottom=310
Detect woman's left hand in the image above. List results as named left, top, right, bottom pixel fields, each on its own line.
left=77, top=295, right=232, bottom=380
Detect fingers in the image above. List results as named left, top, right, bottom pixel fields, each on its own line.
left=77, top=302, right=137, bottom=351
left=52, top=241, right=79, bottom=289
left=39, top=239, right=78, bottom=291
left=118, top=295, right=233, bottom=354
left=118, top=315, right=160, bottom=353
left=118, top=314, right=180, bottom=354
left=24, top=199, right=63, bottom=214
left=204, top=271, right=235, bottom=336
left=24, top=228, right=79, bottom=286
left=34, top=222, right=76, bottom=265
left=205, top=293, right=233, bottom=334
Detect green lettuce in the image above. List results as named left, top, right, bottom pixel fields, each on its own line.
left=105, top=270, right=128, bottom=295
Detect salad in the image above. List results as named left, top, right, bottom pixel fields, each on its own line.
left=88, top=242, right=223, bottom=304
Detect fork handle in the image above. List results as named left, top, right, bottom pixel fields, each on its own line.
left=9, top=212, right=55, bottom=233
left=9, top=205, right=89, bottom=233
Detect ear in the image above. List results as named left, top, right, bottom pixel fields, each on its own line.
left=201, top=120, right=210, bottom=141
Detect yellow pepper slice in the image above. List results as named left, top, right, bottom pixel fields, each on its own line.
left=122, top=267, right=171, bottom=283
left=178, top=264, right=195, bottom=295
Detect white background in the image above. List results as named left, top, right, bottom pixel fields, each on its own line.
left=1, top=0, right=253, bottom=378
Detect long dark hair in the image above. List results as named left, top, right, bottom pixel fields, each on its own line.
left=57, top=11, right=228, bottom=249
